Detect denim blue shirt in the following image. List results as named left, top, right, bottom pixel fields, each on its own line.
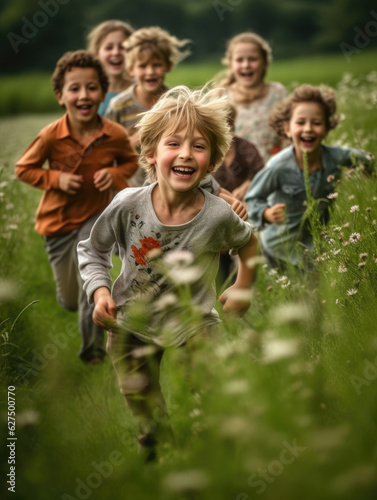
left=245, top=144, right=373, bottom=265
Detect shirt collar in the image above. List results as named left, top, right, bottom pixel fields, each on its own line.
left=56, top=113, right=110, bottom=141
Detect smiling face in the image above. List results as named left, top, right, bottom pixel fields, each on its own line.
left=230, top=42, right=268, bottom=89
left=129, top=54, right=171, bottom=96
left=146, top=127, right=212, bottom=193
left=55, top=67, right=105, bottom=130
left=97, top=30, right=127, bottom=78
left=284, top=101, right=328, bottom=160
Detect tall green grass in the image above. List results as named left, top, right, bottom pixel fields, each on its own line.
left=1, top=64, right=377, bottom=500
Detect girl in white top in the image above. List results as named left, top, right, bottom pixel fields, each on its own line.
left=217, top=32, right=287, bottom=163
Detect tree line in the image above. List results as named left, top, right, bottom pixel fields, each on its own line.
left=1, top=0, right=376, bottom=73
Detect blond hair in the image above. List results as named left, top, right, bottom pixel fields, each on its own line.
left=269, top=84, right=340, bottom=139
left=217, top=32, right=272, bottom=88
left=124, top=26, right=190, bottom=72
left=136, top=85, right=233, bottom=182
left=86, top=20, right=134, bottom=55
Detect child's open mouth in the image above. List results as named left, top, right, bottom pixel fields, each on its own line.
left=301, top=137, right=316, bottom=146
left=109, top=59, right=123, bottom=69
left=172, top=166, right=195, bottom=178
left=77, top=104, right=93, bottom=115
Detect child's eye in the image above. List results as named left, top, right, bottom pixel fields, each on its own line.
left=194, top=144, right=205, bottom=150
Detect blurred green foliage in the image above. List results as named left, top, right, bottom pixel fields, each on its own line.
left=1, top=0, right=377, bottom=73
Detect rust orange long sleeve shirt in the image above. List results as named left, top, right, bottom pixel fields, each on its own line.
left=16, top=114, right=139, bottom=236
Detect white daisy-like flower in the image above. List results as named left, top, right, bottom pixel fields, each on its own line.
left=263, top=338, right=300, bottom=363
left=327, top=192, right=338, bottom=199
left=332, top=249, right=341, bottom=255
left=223, top=379, right=249, bottom=395
left=164, top=470, right=209, bottom=493
left=169, top=265, right=203, bottom=284
left=349, top=232, right=361, bottom=243
left=163, top=249, right=194, bottom=267
left=327, top=175, right=335, bottom=182
left=348, top=195, right=355, bottom=200
left=350, top=205, right=359, bottom=213
left=338, top=264, right=347, bottom=273
left=272, top=303, right=310, bottom=324
left=346, top=288, right=358, bottom=296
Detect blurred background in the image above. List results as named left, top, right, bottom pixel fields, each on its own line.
left=1, top=0, right=377, bottom=115
left=1, top=0, right=376, bottom=70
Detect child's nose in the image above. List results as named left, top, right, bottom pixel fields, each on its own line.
left=179, top=144, right=192, bottom=159
left=79, top=87, right=89, bottom=99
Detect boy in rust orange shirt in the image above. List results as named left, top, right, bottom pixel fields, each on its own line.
left=16, top=50, right=138, bottom=364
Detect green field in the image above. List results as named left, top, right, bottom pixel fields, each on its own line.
left=1, top=54, right=377, bottom=500
left=0, top=48, right=376, bottom=115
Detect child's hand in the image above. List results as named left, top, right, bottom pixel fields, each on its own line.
left=93, top=288, right=117, bottom=329
left=93, top=169, right=114, bottom=192
left=58, top=172, right=83, bottom=194
left=264, top=203, right=286, bottom=224
left=219, top=285, right=251, bottom=317
left=231, top=199, right=248, bottom=221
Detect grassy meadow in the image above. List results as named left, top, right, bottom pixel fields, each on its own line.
left=1, top=52, right=377, bottom=500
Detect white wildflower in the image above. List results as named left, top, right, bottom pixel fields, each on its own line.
left=338, top=264, right=348, bottom=273
left=348, top=195, right=355, bottom=200
left=153, top=293, right=178, bottom=311
left=346, top=288, right=358, bottom=296
left=350, top=205, right=359, bottom=213
left=263, top=338, right=300, bottom=363
left=327, top=175, right=335, bottom=182
left=163, top=249, right=194, bottom=267
left=327, top=192, right=338, bottom=199
left=349, top=232, right=361, bottom=243
left=164, top=470, right=209, bottom=493
left=332, top=249, right=341, bottom=255
left=272, top=303, right=310, bottom=325
left=223, top=379, right=249, bottom=395
left=169, top=266, right=203, bottom=284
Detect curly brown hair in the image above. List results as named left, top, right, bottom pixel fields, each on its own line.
left=51, top=50, right=109, bottom=95
left=269, top=84, right=340, bottom=139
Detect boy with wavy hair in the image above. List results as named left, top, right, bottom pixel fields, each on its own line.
left=78, top=85, right=257, bottom=458
left=16, top=50, right=138, bottom=364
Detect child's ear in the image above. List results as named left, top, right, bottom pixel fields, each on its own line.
left=54, top=90, right=65, bottom=107
left=283, top=121, right=291, bottom=138
left=146, top=155, right=156, bottom=165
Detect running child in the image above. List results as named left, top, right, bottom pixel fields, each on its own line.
left=87, top=19, right=134, bottom=116
left=245, top=84, right=374, bottom=269
left=15, top=50, right=138, bottom=364
left=78, top=85, right=257, bottom=458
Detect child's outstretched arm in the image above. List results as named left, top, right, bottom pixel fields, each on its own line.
left=219, top=232, right=258, bottom=316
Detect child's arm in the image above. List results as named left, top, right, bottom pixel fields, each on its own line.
left=244, top=164, right=281, bottom=229
left=219, top=232, right=258, bottom=316
left=15, top=134, right=63, bottom=191
left=219, top=188, right=248, bottom=221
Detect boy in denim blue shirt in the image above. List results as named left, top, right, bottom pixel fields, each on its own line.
left=245, top=84, right=374, bottom=268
